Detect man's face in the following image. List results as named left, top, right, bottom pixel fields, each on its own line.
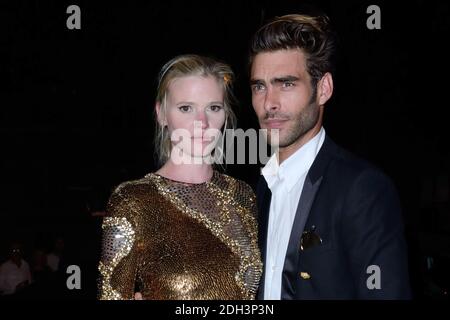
left=250, top=49, right=321, bottom=148
left=10, top=243, right=22, bottom=264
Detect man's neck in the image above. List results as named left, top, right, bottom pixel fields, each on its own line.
left=278, top=125, right=322, bottom=164
left=11, top=259, right=22, bottom=268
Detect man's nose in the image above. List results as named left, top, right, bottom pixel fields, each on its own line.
left=263, top=87, right=280, bottom=112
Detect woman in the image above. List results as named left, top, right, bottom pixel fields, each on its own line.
left=98, top=54, right=262, bottom=300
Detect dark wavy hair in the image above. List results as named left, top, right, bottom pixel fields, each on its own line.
left=249, top=14, right=338, bottom=90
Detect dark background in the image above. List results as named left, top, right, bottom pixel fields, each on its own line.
left=1, top=0, right=449, bottom=299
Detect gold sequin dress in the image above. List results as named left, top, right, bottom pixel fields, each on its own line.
left=98, top=171, right=262, bottom=300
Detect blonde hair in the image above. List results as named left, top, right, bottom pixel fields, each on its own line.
left=154, top=54, right=237, bottom=166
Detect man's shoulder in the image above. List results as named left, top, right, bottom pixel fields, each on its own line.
left=325, top=139, right=395, bottom=189
left=325, top=137, right=380, bottom=173
left=21, top=259, right=30, bottom=270
left=0, top=260, right=11, bottom=271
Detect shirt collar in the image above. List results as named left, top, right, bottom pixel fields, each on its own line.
left=262, top=127, right=326, bottom=192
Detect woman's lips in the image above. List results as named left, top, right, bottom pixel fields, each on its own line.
left=192, top=137, right=214, bottom=143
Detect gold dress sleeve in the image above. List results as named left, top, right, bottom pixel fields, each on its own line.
left=98, top=185, right=140, bottom=300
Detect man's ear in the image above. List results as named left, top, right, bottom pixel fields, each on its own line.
left=317, top=72, right=334, bottom=106
left=155, top=102, right=166, bottom=126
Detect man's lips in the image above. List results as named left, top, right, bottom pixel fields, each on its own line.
left=264, top=119, right=288, bottom=129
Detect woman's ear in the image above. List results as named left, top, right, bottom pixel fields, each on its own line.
left=155, top=102, right=166, bottom=126
left=317, top=72, right=334, bottom=106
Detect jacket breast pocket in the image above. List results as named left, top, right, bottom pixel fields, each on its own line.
left=297, top=240, right=336, bottom=283
left=300, top=239, right=334, bottom=257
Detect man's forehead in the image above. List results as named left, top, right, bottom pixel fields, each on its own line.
left=251, top=49, right=307, bottom=78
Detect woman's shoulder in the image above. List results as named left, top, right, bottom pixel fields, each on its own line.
left=216, top=173, right=258, bottom=219
left=106, top=175, right=159, bottom=218
left=110, top=174, right=158, bottom=199
left=216, top=172, right=256, bottom=199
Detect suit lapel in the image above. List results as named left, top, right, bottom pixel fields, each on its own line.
left=281, top=175, right=323, bottom=299
left=280, top=135, right=338, bottom=299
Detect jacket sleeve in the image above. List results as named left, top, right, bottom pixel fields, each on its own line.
left=98, top=185, right=141, bottom=300
left=342, top=169, right=412, bottom=299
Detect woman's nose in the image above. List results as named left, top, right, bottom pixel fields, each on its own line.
left=194, top=111, right=208, bottom=129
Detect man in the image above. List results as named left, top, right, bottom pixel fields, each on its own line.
left=0, top=242, right=32, bottom=296
left=249, top=13, right=411, bottom=299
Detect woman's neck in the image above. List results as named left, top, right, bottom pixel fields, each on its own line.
left=156, top=160, right=214, bottom=184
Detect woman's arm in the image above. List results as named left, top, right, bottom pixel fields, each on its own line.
left=98, top=187, right=140, bottom=300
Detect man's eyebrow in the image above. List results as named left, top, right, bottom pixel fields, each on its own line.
left=249, top=76, right=300, bottom=86
left=250, top=79, right=265, bottom=85
left=271, top=76, right=300, bottom=84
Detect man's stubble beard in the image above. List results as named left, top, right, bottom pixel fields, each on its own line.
left=266, top=90, right=320, bottom=148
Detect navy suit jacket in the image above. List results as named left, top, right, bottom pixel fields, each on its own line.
left=256, top=135, right=411, bottom=299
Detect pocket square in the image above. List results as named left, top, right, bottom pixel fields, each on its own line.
left=300, top=225, right=323, bottom=251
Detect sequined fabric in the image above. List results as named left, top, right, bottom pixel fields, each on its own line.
left=98, top=171, right=262, bottom=300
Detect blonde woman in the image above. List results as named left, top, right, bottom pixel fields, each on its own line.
left=98, top=55, right=262, bottom=300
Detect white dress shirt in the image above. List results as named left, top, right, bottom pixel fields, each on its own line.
left=261, top=127, right=325, bottom=300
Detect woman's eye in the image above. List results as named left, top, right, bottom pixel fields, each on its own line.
left=209, top=105, right=223, bottom=112
left=178, top=105, right=191, bottom=112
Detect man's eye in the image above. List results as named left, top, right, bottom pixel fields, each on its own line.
left=252, top=84, right=265, bottom=92
left=283, top=82, right=295, bottom=88
left=178, top=105, right=191, bottom=112
left=209, top=105, right=223, bottom=112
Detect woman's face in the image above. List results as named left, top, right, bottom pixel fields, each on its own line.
left=160, top=75, right=226, bottom=162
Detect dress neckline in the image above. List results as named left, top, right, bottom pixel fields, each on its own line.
left=148, top=170, right=218, bottom=186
